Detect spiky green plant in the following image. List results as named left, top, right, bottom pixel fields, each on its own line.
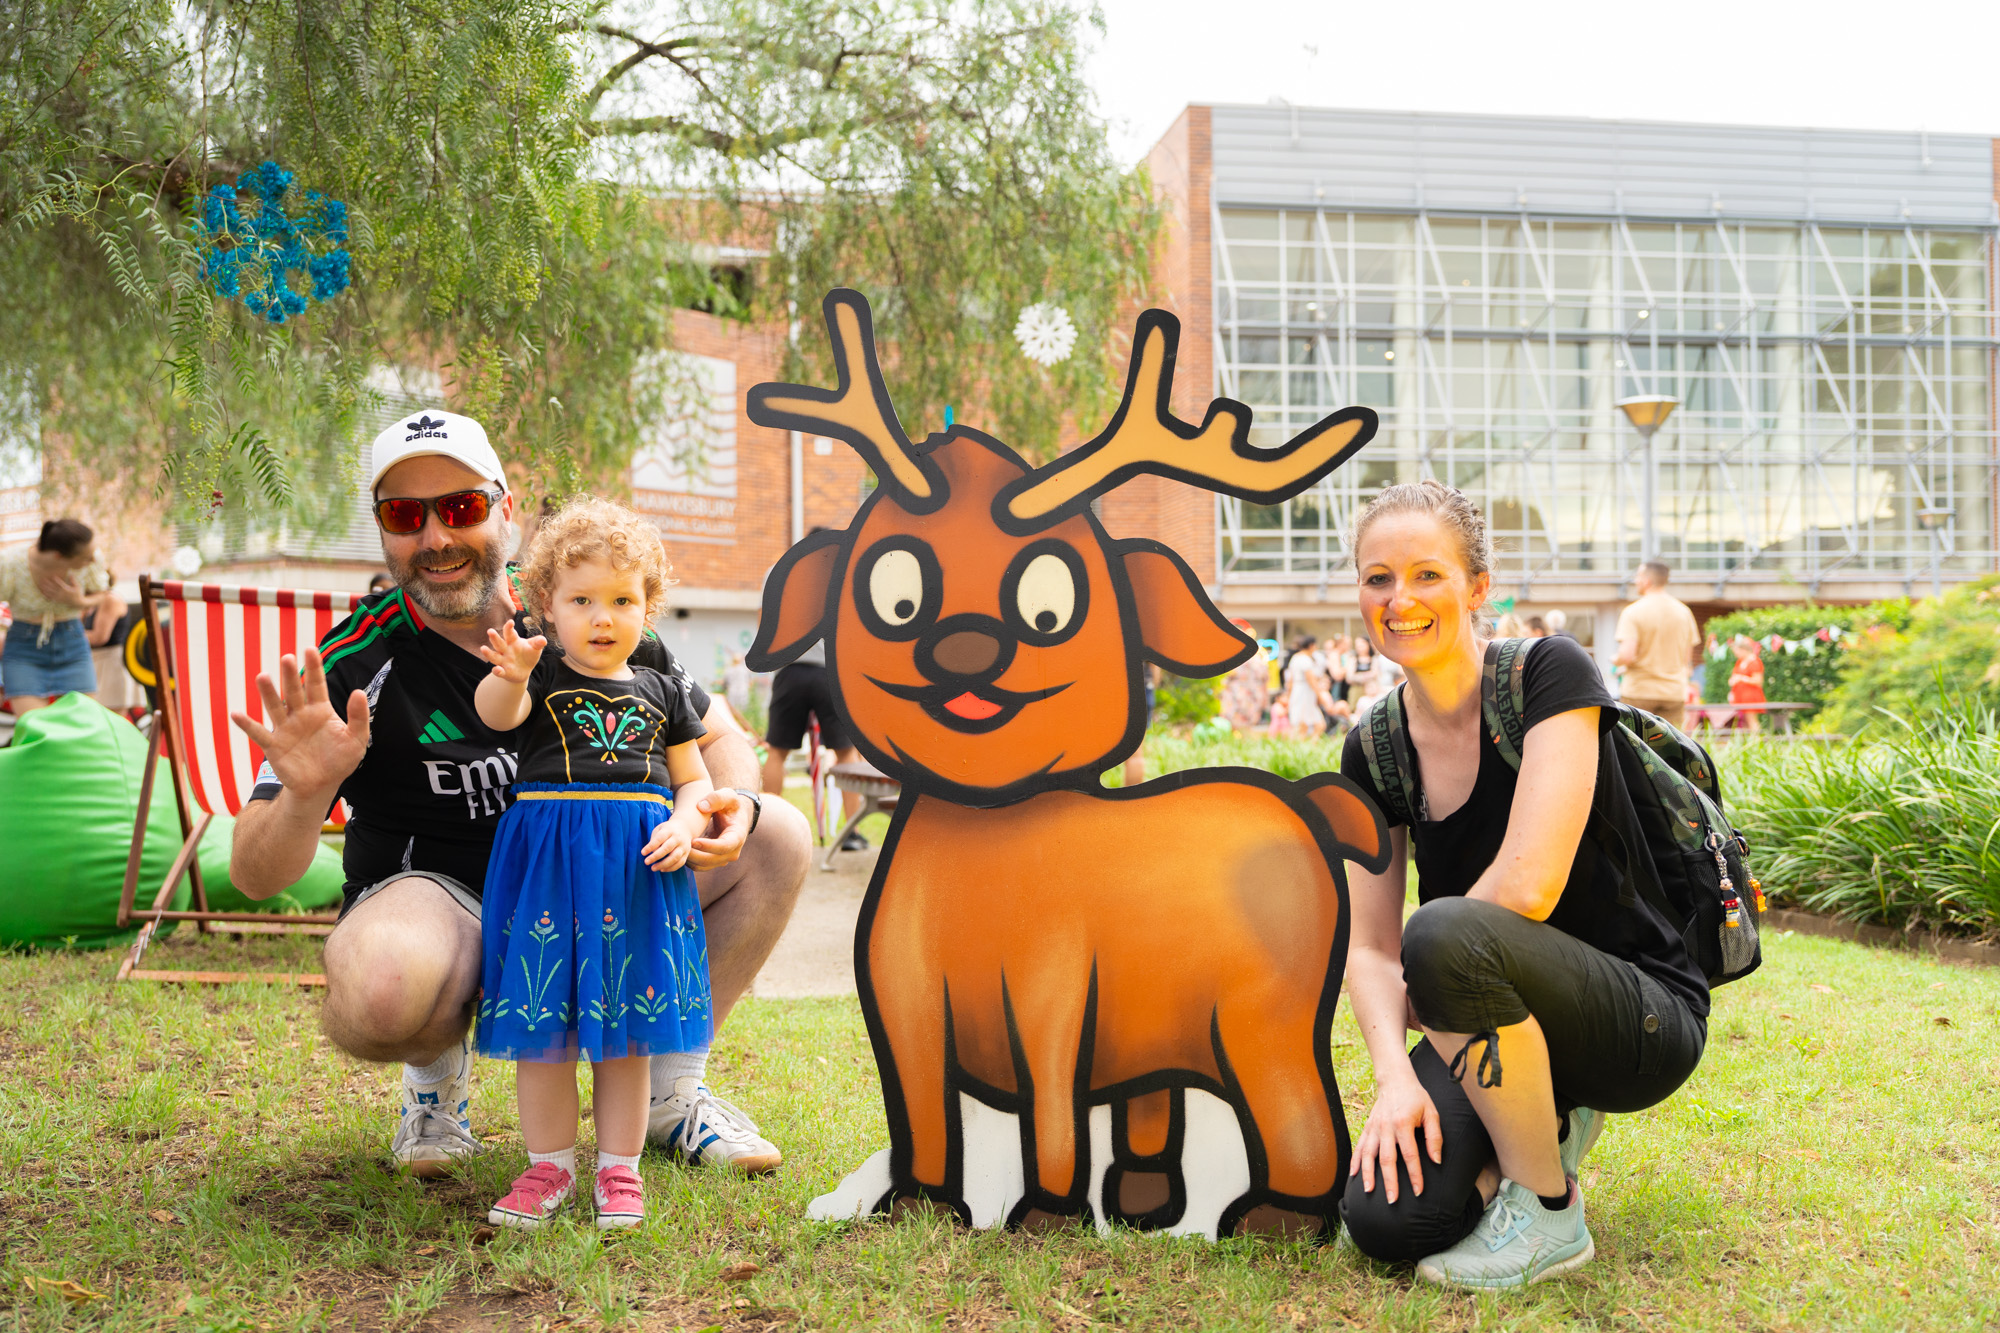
left=1723, top=683, right=2000, bottom=935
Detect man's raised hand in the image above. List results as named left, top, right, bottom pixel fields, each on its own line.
left=479, top=620, right=547, bottom=683
left=229, top=647, right=370, bottom=800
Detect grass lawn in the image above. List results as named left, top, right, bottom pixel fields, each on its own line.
left=3, top=921, right=1997, bottom=1332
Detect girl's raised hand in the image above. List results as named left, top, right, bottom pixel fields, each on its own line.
left=479, top=621, right=546, bottom=683
left=641, top=820, right=692, bottom=872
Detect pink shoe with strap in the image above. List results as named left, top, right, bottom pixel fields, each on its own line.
left=488, top=1162, right=573, bottom=1230
left=594, top=1165, right=646, bottom=1230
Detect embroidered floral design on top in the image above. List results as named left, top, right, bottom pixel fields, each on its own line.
left=570, top=699, right=648, bottom=759
left=545, top=689, right=665, bottom=781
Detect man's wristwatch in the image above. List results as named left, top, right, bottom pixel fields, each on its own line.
left=731, top=787, right=763, bottom=835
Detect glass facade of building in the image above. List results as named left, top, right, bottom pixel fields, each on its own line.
left=1213, top=209, right=1998, bottom=593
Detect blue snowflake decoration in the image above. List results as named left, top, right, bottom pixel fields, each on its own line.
left=193, top=162, right=352, bottom=324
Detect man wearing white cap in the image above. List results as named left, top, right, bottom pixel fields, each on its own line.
left=229, top=410, right=811, bottom=1178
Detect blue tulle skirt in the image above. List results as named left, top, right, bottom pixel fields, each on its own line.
left=476, top=782, right=712, bottom=1063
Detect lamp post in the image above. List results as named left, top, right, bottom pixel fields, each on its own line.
left=1616, top=394, right=1678, bottom=564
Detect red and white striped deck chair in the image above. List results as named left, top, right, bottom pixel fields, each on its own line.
left=116, top=575, right=359, bottom=985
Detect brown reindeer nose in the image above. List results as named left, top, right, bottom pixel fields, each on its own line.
left=933, top=630, right=1002, bottom=675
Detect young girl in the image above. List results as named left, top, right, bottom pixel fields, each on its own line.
left=472, top=497, right=714, bottom=1231
left=1728, top=635, right=1767, bottom=733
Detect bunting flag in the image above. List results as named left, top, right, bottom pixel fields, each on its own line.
left=1712, top=623, right=1849, bottom=659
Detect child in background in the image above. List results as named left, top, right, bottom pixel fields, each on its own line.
left=1728, top=635, right=1767, bottom=733
left=472, top=497, right=715, bottom=1230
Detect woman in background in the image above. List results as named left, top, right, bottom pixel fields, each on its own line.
left=1282, top=635, right=1330, bottom=740
left=0, top=519, right=123, bottom=715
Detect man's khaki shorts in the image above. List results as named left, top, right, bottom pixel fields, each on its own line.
left=1624, top=696, right=1687, bottom=733
left=338, top=870, right=481, bottom=923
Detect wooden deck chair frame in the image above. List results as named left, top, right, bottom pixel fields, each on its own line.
left=115, top=575, right=358, bottom=986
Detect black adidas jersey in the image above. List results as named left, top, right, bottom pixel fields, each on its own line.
left=247, top=588, right=711, bottom=904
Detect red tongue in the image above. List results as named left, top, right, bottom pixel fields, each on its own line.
left=943, top=691, right=1003, bottom=721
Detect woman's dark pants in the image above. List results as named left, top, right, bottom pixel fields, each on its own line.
left=1340, top=897, right=1706, bottom=1262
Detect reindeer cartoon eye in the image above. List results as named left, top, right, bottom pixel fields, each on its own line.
left=854, top=537, right=941, bottom=640
left=1002, top=540, right=1088, bottom=646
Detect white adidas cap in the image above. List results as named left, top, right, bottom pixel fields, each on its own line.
left=369, top=410, right=507, bottom=495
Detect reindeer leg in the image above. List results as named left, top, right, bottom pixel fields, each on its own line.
left=1109, top=1088, right=1184, bottom=1228
left=1215, top=1003, right=1345, bottom=1238
left=1003, top=972, right=1093, bottom=1227
left=868, top=958, right=958, bottom=1215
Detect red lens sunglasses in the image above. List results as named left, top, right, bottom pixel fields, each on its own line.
left=373, top=488, right=502, bottom=535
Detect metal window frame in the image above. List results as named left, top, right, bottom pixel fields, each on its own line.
left=1211, top=205, right=2000, bottom=593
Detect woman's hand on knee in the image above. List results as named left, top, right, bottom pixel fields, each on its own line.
left=1351, top=1074, right=1443, bottom=1204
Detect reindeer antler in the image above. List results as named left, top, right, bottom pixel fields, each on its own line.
left=998, top=309, right=1377, bottom=531
left=746, top=289, right=943, bottom=509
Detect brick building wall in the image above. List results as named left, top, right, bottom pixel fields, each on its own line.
left=1095, top=106, right=1220, bottom=585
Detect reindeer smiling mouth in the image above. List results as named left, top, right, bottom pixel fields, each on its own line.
left=868, top=673, right=1072, bottom=735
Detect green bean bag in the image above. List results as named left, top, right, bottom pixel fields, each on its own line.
left=197, top=809, right=346, bottom=915
left=0, top=694, right=343, bottom=950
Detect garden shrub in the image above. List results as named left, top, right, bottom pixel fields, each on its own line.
left=1153, top=672, right=1222, bottom=728
left=1144, top=731, right=1340, bottom=781
left=1721, top=687, right=2000, bottom=935
left=1699, top=599, right=1912, bottom=716
left=1816, top=575, right=2000, bottom=734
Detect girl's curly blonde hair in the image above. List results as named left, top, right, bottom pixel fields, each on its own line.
left=516, top=495, right=673, bottom=625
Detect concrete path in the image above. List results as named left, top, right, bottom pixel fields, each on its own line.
left=746, top=845, right=875, bottom=998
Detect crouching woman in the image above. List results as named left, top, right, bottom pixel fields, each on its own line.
left=1336, top=480, right=1708, bottom=1288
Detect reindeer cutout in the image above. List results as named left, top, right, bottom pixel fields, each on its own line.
left=750, top=290, right=1390, bottom=1239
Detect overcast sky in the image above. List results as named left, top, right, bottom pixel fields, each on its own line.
left=1086, top=0, right=2000, bottom=163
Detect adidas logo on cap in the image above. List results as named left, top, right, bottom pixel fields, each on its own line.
left=369, top=407, right=504, bottom=493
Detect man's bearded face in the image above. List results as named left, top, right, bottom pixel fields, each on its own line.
left=387, top=518, right=514, bottom=621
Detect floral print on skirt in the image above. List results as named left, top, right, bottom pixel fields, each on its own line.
left=477, top=782, right=712, bottom=1063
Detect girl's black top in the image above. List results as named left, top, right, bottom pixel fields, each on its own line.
left=514, top=655, right=708, bottom=787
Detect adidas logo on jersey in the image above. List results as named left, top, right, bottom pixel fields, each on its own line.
left=418, top=710, right=465, bottom=745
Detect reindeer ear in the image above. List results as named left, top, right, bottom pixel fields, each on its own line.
left=1118, top=539, right=1254, bottom=677
left=748, top=530, right=845, bottom=670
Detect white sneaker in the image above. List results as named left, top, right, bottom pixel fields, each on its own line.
left=391, top=1033, right=484, bottom=1177
left=646, top=1075, right=782, bottom=1175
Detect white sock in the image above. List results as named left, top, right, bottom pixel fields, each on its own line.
left=650, top=1046, right=709, bottom=1097
left=405, top=1043, right=462, bottom=1085
left=596, top=1149, right=642, bottom=1173
left=528, top=1146, right=577, bottom=1181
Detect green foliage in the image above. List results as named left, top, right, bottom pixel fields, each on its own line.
left=1815, top=577, right=2000, bottom=735
left=1723, top=687, right=2000, bottom=934
left=1144, top=730, right=1341, bottom=782
left=1699, top=600, right=1913, bottom=716
left=1151, top=673, right=1220, bottom=728
left=1, top=0, right=1155, bottom=520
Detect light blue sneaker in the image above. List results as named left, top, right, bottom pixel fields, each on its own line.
left=1415, top=1178, right=1594, bottom=1289
left=1559, top=1106, right=1605, bottom=1181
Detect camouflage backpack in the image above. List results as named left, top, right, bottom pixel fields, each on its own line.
left=1361, top=636, right=1764, bottom=989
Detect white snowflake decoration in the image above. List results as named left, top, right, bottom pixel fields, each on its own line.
left=1014, top=303, right=1078, bottom=367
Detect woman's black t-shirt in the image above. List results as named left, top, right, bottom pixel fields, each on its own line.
left=514, top=655, right=708, bottom=787
left=1339, top=634, right=1710, bottom=1018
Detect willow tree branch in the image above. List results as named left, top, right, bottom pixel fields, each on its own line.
left=573, top=24, right=703, bottom=115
